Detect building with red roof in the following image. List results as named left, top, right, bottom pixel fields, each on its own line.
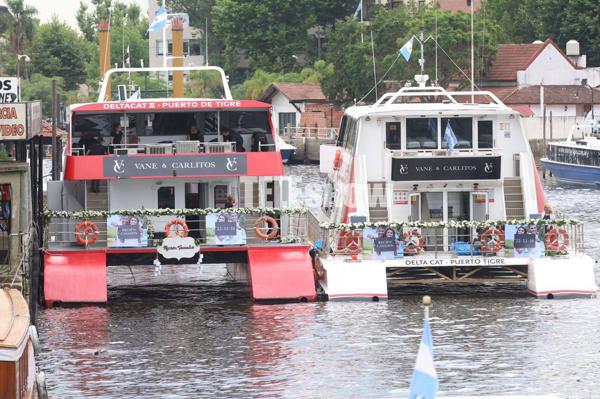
left=479, top=39, right=600, bottom=118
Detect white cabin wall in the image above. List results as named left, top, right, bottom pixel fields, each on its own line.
left=357, top=118, right=385, bottom=181
left=494, top=115, right=530, bottom=178
left=271, top=92, right=302, bottom=134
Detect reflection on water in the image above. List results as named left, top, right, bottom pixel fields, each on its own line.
left=38, top=166, right=600, bottom=398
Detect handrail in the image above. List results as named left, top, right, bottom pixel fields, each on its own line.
left=98, top=66, right=232, bottom=102
left=373, top=85, right=507, bottom=108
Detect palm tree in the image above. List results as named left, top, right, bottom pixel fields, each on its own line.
left=0, top=0, right=38, bottom=78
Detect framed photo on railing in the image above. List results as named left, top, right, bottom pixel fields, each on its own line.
left=107, top=215, right=149, bottom=248
left=206, top=212, right=246, bottom=245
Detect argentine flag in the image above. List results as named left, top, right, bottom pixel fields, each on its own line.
left=444, top=122, right=458, bottom=151
left=353, top=0, right=362, bottom=20
left=148, top=6, right=167, bottom=32
left=400, top=37, right=414, bottom=62
left=408, top=319, right=439, bottom=399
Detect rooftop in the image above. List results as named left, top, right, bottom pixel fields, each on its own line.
left=259, top=83, right=327, bottom=103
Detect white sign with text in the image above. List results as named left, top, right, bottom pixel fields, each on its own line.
left=0, top=104, right=27, bottom=140
left=0, top=78, right=19, bottom=103
left=157, top=236, right=199, bottom=260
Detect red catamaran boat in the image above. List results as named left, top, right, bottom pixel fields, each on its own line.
left=43, top=65, right=317, bottom=305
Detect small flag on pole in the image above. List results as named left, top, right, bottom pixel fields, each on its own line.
left=126, top=45, right=130, bottom=66
left=353, top=0, right=362, bottom=20
left=407, top=319, right=439, bottom=399
left=148, top=6, right=167, bottom=32
left=444, top=122, right=458, bottom=151
left=400, top=37, right=414, bottom=62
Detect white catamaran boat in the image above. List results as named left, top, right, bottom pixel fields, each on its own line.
left=43, top=65, right=320, bottom=305
left=315, top=81, right=598, bottom=300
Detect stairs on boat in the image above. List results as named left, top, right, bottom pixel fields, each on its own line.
left=368, top=182, right=388, bottom=222
left=86, top=181, right=108, bottom=246
left=504, top=177, right=525, bottom=219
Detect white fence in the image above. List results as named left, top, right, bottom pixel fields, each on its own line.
left=521, top=116, right=585, bottom=140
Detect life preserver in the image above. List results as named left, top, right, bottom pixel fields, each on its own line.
left=403, top=229, right=424, bottom=255
left=333, top=149, right=342, bottom=171
left=75, top=221, right=99, bottom=245
left=164, top=219, right=189, bottom=238
left=335, top=230, right=362, bottom=255
left=545, top=226, right=569, bottom=252
left=480, top=227, right=505, bottom=253
left=254, top=216, right=279, bottom=240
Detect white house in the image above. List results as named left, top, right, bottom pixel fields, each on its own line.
left=148, top=0, right=205, bottom=68
left=482, top=39, right=600, bottom=118
left=259, top=83, right=328, bottom=134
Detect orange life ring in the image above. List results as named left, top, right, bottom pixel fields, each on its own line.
left=164, top=219, right=189, bottom=238
left=75, top=221, right=99, bottom=245
left=545, top=226, right=569, bottom=252
left=335, top=230, right=362, bottom=255
left=333, top=149, right=342, bottom=171
left=254, top=216, right=279, bottom=240
left=480, top=227, right=505, bottom=253
left=403, top=229, right=424, bottom=255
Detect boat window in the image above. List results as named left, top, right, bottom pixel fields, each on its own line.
left=442, top=117, right=472, bottom=149
left=548, top=145, right=600, bottom=167
left=158, top=187, right=175, bottom=209
left=385, top=122, right=401, bottom=150
left=72, top=110, right=274, bottom=151
left=343, top=117, right=359, bottom=150
left=336, top=116, right=348, bottom=147
left=478, top=120, right=493, bottom=149
left=278, top=112, right=296, bottom=134
left=406, top=118, right=438, bottom=150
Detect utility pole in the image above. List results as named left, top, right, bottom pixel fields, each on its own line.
left=51, top=80, right=58, bottom=180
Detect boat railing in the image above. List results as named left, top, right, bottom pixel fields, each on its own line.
left=98, top=66, right=232, bottom=102
left=281, top=126, right=338, bottom=140
left=386, top=147, right=502, bottom=157
left=70, top=140, right=280, bottom=156
left=44, top=209, right=310, bottom=250
left=373, top=86, right=507, bottom=107
left=316, top=220, right=584, bottom=260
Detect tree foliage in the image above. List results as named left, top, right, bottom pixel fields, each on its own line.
left=20, top=74, right=69, bottom=115
left=230, top=60, right=334, bottom=99
left=485, top=0, right=600, bottom=66
left=0, top=0, right=38, bottom=77
left=30, top=18, right=89, bottom=90
left=321, top=5, right=498, bottom=105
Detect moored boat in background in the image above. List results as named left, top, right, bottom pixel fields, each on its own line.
left=0, top=287, right=47, bottom=399
left=541, top=119, right=600, bottom=186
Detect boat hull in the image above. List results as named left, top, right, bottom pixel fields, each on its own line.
left=280, top=148, right=295, bottom=163
left=541, top=158, right=600, bottom=185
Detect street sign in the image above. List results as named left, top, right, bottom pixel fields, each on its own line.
left=0, top=104, right=27, bottom=140
left=0, top=78, right=19, bottom=103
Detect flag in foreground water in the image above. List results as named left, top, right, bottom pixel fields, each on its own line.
left=148, top=6, right=167, bottom=32
left=408, top=319, right=438, bottom=399
left=444, top=122, right=458, bottom=151
left=400, top=37, right=414, bottom=62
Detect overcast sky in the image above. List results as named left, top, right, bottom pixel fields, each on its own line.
left=27, top=0, right=148, bottom=32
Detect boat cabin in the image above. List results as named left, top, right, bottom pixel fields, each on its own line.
left=321, top=86, right=545, bottom=233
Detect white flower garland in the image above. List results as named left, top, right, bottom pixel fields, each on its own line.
left=320, top=218, right=580, bottom=231
left=44, top=207, right=309, bottom=220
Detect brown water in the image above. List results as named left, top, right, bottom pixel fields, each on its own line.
left=37, top=167, right=600, bottom=398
